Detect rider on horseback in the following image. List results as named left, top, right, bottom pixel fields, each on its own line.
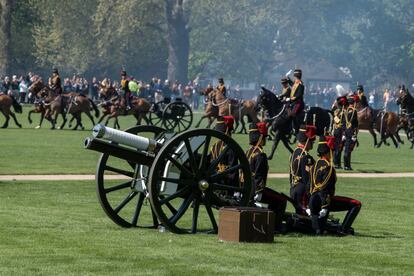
left=278, top=77, right=293, bottom=101
left=216, top=78, right=227, bottom=98
left=285, top=69, right=305, bottom=117
left=120, top=70, right=132, bottom=111
left=50, top=68, right=65, bottom=110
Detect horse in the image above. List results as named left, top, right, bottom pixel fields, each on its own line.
left=27, top=79, right=51, bottom=128
left=0, top=94, right=22, bottom=128
left=194, top=88, right=218, bottom=128
left=37, top=85, right=68, bottom=130
left=66, top=94, right=100, bottom=130
left=209, top=89, right=258, bottom=134
left=397, top=87, right=414, bottom=148
left=255, top=87, right=333, bottom=159
left=97, top=85, right=151, bottom=129
left=355, top=101, right=401, bottom=148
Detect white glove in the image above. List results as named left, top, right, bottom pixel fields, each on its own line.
left=285, top=98, right=291, bottom=102
left=285, top=69, right=293, bottom=77
left=351, top=136, right=357, bottom=142
left=319, top=208, right=328, bottom=218
left=342, top=135, right=346, bottom=142
left=305, top=208, right=311, bottom=216
left=254, top=193, right=262, bottom=202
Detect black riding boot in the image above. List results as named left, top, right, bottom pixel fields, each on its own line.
left=340, top=205, right=361, bottom=234
left=311, top=215, right=323, bottom=235
left=344, top=153, right=352, bottom=170
left=334, top=150, right=342, bottom=168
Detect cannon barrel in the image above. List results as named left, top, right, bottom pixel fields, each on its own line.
left=84, top=137, right=154, bottom=166
left=92, top=124, right=159, bottom=153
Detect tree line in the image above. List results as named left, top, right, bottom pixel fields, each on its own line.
left=0, top=0, right=413, bottom=88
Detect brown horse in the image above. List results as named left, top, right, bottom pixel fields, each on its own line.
left=37, top=86, right=68, bottom=130
left=396, top=86, right=414, bottom=148
left=66, top=94, right=100, bottom=130
left=0, top=94, right=22, bottom=128
left=97, top=85, right=151, bottom=129
left=209, top=89, right=258, bottom=133
left=332, top=100, right=400, bottom=148
left=27, top=80, right=51, bottom=128
left=194, top=88, right=218, bottom=128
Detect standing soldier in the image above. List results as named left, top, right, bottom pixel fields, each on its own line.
left=216, top=78, right=227, bottom=98
left=289, top=125, right=316, bottom=215
left=343, top=95, right=359, bottom=170
left=309, top=136, right=362, bottom=235
left=210, top=116, right=238, bottom=185
left=247, top=122, right=288, bottom=232
left=120, top=70, right=131, bottom=110
left=287, top=69, right=305, bottom=117
left=333, top=96, right=348, bottom=169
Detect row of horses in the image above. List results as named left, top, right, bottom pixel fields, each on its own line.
left=1, top=82, right=413, bottom=153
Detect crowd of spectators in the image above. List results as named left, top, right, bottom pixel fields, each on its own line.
left=0, top=71, right=404, bottom=113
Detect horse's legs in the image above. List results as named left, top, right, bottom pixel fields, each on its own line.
left=195, top=115, right=206, bottom=128
left=1, top=110, right=9, bottom=128
left=28, top=110, right=34, bottom=124
left=116, top=118, right=120, bottom=129
left=281, top=134, right=294, bottom=153
left=369, top=128, right=378, bottom=147
left=59, top=111, right=67, bottom=130
left=72, top=113, right=81, bottom=130
left=269, top=130, right=282, bottom=160
left=85, top=111, right=95, bottom=127
left=390, top=134, right=399, bottom=148
left=10, top=112, right=22, bottom=128
left=68, top=115, right=76, bottom=128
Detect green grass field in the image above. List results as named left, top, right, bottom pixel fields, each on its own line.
left=0, top=178, right=413, bottom=275
left=0, top=105, right=413, bottom=175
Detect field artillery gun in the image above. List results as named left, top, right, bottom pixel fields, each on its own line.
left=84, top=124, right=252, bottom=234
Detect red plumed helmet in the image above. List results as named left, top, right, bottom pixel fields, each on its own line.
left=353, top=95, right=360, bottom=102
left=305, top=125, right=317, bottom=140
left=326, top=136, right=336, bottom=150
left=223, top=116, right=234, bottom=130
left=256, top=122, right=268, bottom=135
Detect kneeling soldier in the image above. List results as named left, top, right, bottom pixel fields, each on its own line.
left=247, top=122, right=288, bottom=232
left=309, top=136, right=362, bottom=235
left=289, top=125, right=316, bottom=215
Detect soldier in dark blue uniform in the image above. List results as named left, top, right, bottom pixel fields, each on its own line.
left=278, top=77, right=292, bottom=101
left=289, top=125, right=316, bottom=215
left=309, top=136, right=362, bottom=235
left=287, top=69, right=305, bottom=117
left=247, top=122, right=288, bottom=232
left=343, top=95, right=359, bottom=170
left=333, top=96, right=348, bottom=169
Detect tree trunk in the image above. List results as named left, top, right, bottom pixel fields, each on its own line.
left=0, top=0, right=11, bottom=76
left=165, top=0, right=190, bottom=84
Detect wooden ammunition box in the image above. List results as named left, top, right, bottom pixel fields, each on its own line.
left=218, top=207, right=275, bottom=243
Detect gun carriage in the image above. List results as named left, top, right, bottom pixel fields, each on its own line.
left=85, top=124, right=252, bottom=234
left=149, top=98, right=193, bottom=132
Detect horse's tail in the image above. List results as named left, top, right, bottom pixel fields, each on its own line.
left=11, top=96, right=22, bottom=114
left=89, top=98, right=100, bottom=118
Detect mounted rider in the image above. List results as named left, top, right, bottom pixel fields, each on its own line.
left=120, top=70, right=132, bottom=110
left=247, top=122, right=287, bottom=232
left=216, top=78, right=227, bottom=98
left=278, top=77, right=293, bottom=101
left=49, top=67, right=65, bottom=108
left=286, top=69, right=305, bottom=117
left=308, top=135, right=362, bottom=235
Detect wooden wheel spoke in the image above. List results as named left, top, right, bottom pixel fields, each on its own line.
left=209, top=164, right=242, bottom=181
left=131, top=193, right=146, bottom=226
left=166, top=155, right=193, bottom=177
left=104, top=165, right=134, bottom=177
left=184, top=138, right=198, bottom=174
left=199, top=135, right=211, bottom=171
left=105, top=181, right=132, bottom=193
left=207, top=145, right=230, bottom=173
left=210, top=182, right=243, bottom=192
left=159, top=185, right=191, bottom=205
left=170, top=193, right=194, bottom=224
left=114, top=191, right=137, bottom=213
left=191, top=198, right=200, bottom=233
left=203, top=196, right=218, bottom=233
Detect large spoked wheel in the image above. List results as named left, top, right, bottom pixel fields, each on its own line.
left=148, top=101, right=164, bottom=127
left=96, top=125, right=166, bottom=228
left=162, top=102, right=193, bottom=132
left=148, top=129, right=252, bottom=234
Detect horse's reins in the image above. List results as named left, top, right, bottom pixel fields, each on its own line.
left=211, top=98, right=229, bottom=107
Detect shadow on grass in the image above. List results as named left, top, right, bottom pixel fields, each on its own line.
left=355, top=232, right=404, bottom=239
left=355, top=169, right=385, bottom=173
